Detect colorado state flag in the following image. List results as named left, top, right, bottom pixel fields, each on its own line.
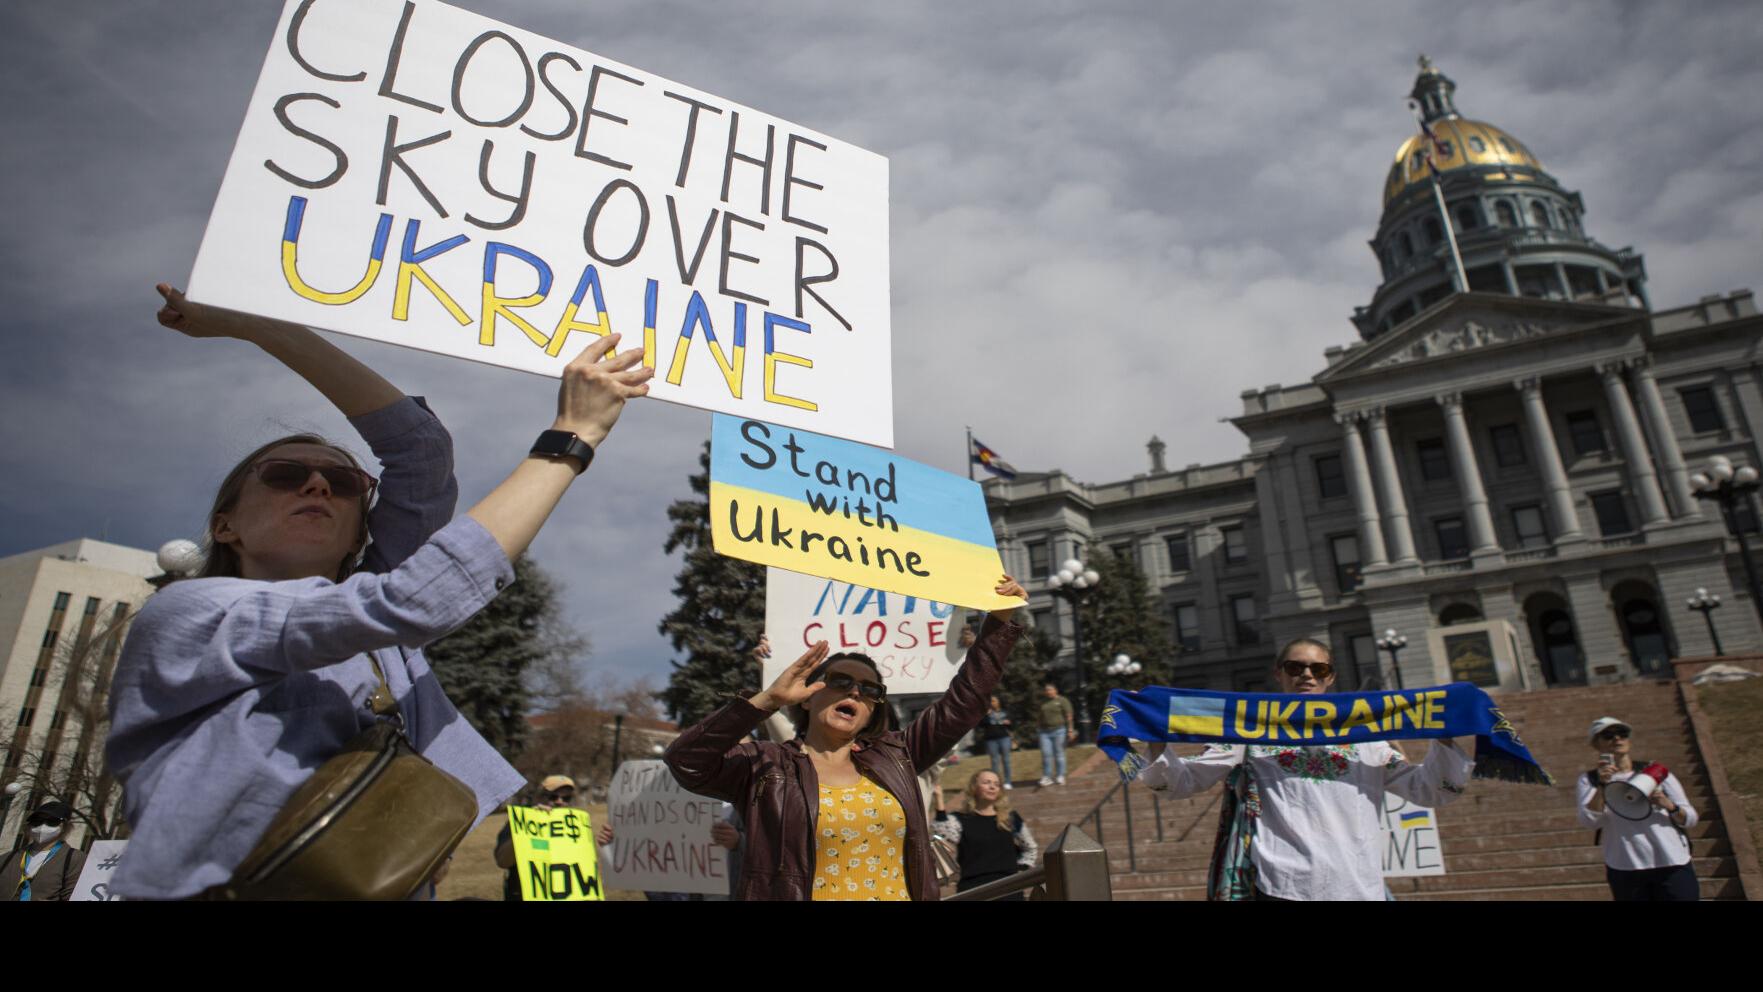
left=970, top=437, right=1017, bottom=480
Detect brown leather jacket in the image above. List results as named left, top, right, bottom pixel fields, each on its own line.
left=665, top=613, right=1022, bottom=901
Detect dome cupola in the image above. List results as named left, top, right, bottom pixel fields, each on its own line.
left=1352, top=57, right=1649, bottom=341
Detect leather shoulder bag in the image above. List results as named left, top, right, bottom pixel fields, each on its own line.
left=213, top=651, right=478, bottom=901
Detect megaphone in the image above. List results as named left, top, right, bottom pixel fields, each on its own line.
left=1604, top=762, right=1670, bottom=821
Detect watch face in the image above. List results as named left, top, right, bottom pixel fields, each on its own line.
left=533, top=430, right=575, bottom=456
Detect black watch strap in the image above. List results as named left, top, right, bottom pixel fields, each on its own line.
left=530, top=429, right=594, bottom=474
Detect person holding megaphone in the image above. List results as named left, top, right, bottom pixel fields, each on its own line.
left=1576, top=717, right=1699, bottom=901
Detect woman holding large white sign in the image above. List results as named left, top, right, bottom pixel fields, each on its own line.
left=664, top=577, right=1026, bottom=900
left=105, top=285, right=651, bottom=899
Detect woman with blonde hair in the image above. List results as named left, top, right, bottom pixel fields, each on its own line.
left=932, top=768, right=1037, bottom=899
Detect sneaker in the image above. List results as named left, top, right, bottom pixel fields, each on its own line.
left=1056, top=775, right=1067, bottom=785
left=1002, top=782, right=1013, bottom=791
left=1038, top=777, right=1053, bottom=787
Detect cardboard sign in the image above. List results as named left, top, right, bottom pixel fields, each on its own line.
left=711, top=415, right=1019, bottom=611
left=189, top=0, right=892, bottom=446
left=507, top=805, right=603, bottom=901
left=765, top=567, right=968, bottom=695
left=1380, top=792, right=1447, bottom=878
left=603, top=759, right=729, bottom=896
left=69, top=840, right=128, bottom=902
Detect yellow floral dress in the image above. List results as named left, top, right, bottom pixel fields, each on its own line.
left=811, top=775, right=910, bottom=901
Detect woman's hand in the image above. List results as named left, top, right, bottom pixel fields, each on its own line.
left=750, top=641, right=830, bottom=712
left=710, top=820, right=740, bottom=850
left=1649, top=790, right=1677, bottom=813
left=155, top=283, right=258, bottom=339
left=752, top=634, right=772, bottom=663
left=553, top=333, right=655, bottom=448
left=596, top=822, right=614, bottom=846
left=1595, top=760, right=1615, bottom=785
left=988, top=574, right=1027, bottom=617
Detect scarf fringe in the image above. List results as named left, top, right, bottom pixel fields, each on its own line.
left=1472, top=750, right=1556, bottom=786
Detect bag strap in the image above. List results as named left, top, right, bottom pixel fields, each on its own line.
left=365, top=649, right=403, bottom=725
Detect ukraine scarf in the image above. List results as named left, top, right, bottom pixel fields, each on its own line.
left=1097, top=682, right=1553, bottom=786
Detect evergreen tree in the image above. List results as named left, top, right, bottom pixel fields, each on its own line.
left=1070, top=549, right=1173, bottom=729
left=997, top=622, right=1061, bottom=748
left=427, top=554, right=571, bottom=757
left=658, top=442, right=766, bottom=725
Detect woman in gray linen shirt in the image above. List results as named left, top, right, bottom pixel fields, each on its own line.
left=104, top=284, right=652, bottom=899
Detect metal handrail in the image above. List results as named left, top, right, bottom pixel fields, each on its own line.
left=1076, top=773, right=1163, bottom=873
left=944, top=823, right=1112, bottom=901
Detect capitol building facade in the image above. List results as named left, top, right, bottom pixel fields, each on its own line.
left=986, top=61, right=1763, bottom=693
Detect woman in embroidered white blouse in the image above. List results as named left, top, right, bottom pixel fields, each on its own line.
left=1134, top=638, right=1474, bottom=901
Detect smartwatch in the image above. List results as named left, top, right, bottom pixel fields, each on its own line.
left=530, top=429, right=594, bottom=474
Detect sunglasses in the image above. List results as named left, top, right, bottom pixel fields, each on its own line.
left=25, top=817, right=65, bottom=828
left=1280, top=660, right=1334, bottom=680
left=252, top=459, right=378, bottom=499
left=544, top=791, right=576, bottom=803
left=823, top=672, right=887, bottom=702
left=1596, top=728, right=1630, bottom=741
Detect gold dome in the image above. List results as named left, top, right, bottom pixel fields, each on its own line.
left=1382, top=117, right=1543, bottom=206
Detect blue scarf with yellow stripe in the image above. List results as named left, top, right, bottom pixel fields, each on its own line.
left=1097, top=682, right=1553, bottom=786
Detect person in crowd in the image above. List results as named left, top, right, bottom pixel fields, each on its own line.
left=494, top=774, right=613, bottom=901
left=104, top=285, right=651, bottom=899
left=1036, top=683, right=1076, bottom=786
left=664, top=577, right=1026, bottom=900
left=1577, top=716, right=1699, bottom=901
left=2, top=800, right=88, bottom=901
left=932, top=770, right=1037, bottom=899
left=981, top=695, right=1015, bottom=788
left=1133, top=637, right=1472, bottom=901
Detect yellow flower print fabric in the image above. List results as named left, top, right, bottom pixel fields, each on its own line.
left=811, top=775, right=910, bottom=901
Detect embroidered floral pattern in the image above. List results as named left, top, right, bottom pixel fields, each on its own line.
left=1255, top=744, right=1358, bottom=781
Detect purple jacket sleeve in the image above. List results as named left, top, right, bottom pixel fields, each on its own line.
left=663, top=699, right=772, bottom=804
left=904, top=614, right=1022, bottom=775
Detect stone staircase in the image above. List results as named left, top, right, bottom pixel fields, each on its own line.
left=993, top=680, right=1747, bottom=900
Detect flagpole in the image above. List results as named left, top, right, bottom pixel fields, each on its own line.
left=1410, top=99, right=1469, bottom=294
left=1431, top=173, right=1469, bottom=293
left=965, top=426, right=974, bottom=481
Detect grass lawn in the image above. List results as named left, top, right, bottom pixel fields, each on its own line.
left=1697, top=676, right=1763, bottom=862
left=936, top=745, right=1100, bottom=795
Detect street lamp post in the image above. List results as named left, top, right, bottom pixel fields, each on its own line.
left=1105, top=654, right=1142, bottom=680
left=1686, top=587, right=1724, bottom=657
left=1690, top=455, right=1763, bottom=629
left=1047, top=557, right=1102, bottom=739
left=1376, top=629, right=1408, bottom=690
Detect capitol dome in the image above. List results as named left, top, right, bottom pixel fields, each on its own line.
left=1383, top=117, right=1543, bottom=207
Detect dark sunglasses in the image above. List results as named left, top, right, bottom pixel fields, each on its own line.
left=823, top=672, right=887, bottom=702
left=25, top=816, right=65, bottom=828
left=1596, top=728, right=1630, bottom=741
left=1281, top=660, right=1334, bottom=680
left=253, top=459, right=378, bottom=499
left=543, top=790, right=576, bottom=803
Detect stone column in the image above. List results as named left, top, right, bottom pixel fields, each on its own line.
left=1364, top=407, right=1419, bottom=563
left=1629, top=356, right=1700, bottom=519
left=1599, top=361, right=1671, bottom=526
left=1438, top=392, right=1500, bottom=553
left=1515, top=377, right=1584, bottom=541
left=1252, top=458, right=1293, bottom=603
left=1336, top=411, right=1388, bottom=567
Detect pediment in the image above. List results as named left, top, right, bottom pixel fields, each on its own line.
left=1317, top=293, right=1637, bottom=384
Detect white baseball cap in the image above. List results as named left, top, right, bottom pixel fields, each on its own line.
left=1586, top=716, right=1632, bottom=744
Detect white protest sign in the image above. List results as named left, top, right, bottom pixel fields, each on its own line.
left=765, top=567, right=968, bottom=695
left=190, top=0, right=893, bottom=446
left=69, top=839, right=129, bottom=902
left=602, top=759, right=729, bottom=895
left=1380, top=792, right=1446, bottom=877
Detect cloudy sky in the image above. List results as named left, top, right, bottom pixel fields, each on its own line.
left=3, top=0, right=1759, bottom=696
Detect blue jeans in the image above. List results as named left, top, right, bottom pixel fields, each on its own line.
left=985, top=737, right=1012, bottom=782
left=1038, top=729, right=1067, bottom=780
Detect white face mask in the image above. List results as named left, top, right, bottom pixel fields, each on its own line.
left=27, top=824, right=62, bottom=847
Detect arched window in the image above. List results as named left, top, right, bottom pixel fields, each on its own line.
left=1499, top=136, right=1517, bottom=154
left=1399, top=232, right=1414, bottom=258
left=1537, top=609, right=1584, bottom=685
left=1495, top=201, right=1517, bottom=227
left=1439, top=602, right=1483, bottom=626
left=1620, top=598, right=1672, bottom=677
left=1456, top=203, right=1481, bottom=230
left=1467, top=135, right=1487, bottom=154
left=1530, top=201, right=1552, bottom=229
left=1424, top=217, right=1443, bottom=245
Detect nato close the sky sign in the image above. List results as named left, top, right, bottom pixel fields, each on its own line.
left=189, top=0, right=893, bottom=447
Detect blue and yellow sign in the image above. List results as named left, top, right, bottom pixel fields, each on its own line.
left=710, top=415, right=1020, bottom=612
